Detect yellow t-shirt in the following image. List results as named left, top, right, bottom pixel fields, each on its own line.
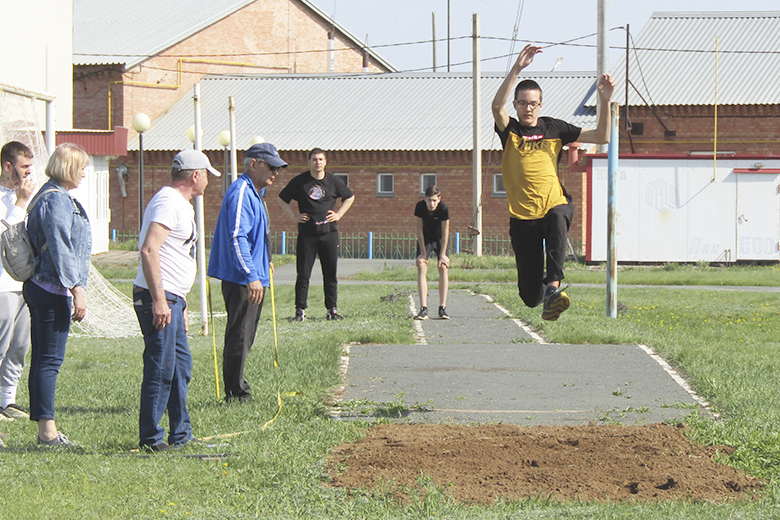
left=496, top=117, right=581, bottom=220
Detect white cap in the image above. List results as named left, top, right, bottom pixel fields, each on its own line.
left=172, top=149, right=221, bottom=176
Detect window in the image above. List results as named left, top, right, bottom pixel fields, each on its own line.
left=333, top=173, right=349, bottom=186
left=420, top=173, right=437, bottom=195
left=377, top=173, right=394, bottom=195
left=493, top=173, right=506, bottom=195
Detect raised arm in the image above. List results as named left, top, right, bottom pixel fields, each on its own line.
left=576, top=73, right=616, bottom=144
left=492, top=45, right=542, bottom=132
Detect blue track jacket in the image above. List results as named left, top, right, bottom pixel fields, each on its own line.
left=207, top=174, right=271, bottom=287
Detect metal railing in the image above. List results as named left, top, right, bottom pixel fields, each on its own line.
left=111, top=229, right=519, bottom=259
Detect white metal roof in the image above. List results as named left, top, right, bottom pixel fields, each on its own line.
left=73, top=0, right=396, bottom=72
left=588, top=11, right=780, bottom=107
left=130, top=72, right=599, bottom=152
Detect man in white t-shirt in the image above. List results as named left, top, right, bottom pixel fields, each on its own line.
left=0, top=142, right=36, bottom=422
left=133, top=149, right=220, bottom=452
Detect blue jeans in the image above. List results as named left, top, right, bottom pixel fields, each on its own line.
left=23, top=281, right=71, bottom=421
left=134, top=288, right=193, bottom=447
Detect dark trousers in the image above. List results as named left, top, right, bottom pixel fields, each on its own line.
left=23, top=281, right=71, bottom=422
left=295, top=231, right=339, bottom=310
left=509, top=202, right=573, bottom=308
left=221, top=280, right=264, bottom=400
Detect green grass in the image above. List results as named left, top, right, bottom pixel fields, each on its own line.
left=353, top=255, right=780, bottom=286
left=7, top=266, right=780, bottom=517
left=92, top=254, right=297, bottom=281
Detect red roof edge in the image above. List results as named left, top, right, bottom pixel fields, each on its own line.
left=43, top=127, right=128, bottom=157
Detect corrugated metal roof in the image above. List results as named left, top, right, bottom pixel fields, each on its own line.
left=130, top=72, right=598, bottom=152
left=73, top=0, right=396, bottom=72
left=587, top=11, right=780, bottom=107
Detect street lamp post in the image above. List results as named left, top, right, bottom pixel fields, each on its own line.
left=132, top=113, right=151, bottom=228
left=218, top=130, right=231, bottom=192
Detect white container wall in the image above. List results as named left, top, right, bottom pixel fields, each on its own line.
left=70, top=155, right=111, bottom=254
left=588, top=157, right=780, bottom=263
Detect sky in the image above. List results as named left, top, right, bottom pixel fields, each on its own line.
left=316, top=0, right=778, bottom=74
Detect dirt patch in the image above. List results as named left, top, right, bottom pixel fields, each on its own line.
left=326, top=423, right=763, bottom=504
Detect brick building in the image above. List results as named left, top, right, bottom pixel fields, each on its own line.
left=73, top=0, right=395, bottom=134
left=113, top=72, right=599, bottom=255
left=587, top=11, right=780, bottom=156
left=83, top=9, right=780, bottom=258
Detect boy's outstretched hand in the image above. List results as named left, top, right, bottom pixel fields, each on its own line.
left=597, top=73, right=616, bottom=101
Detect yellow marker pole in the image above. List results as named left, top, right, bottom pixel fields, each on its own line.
left=207, top=278, right=220, bottom=400
left=261, top=269, right=283, bottom=430
left=713, top=35, right=719, bottom=182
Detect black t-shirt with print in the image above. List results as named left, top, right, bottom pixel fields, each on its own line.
left=278, top=171, right=354, bottom=236
left=414, top=200, right=449, bottom=244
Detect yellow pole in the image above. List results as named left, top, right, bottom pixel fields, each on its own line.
left=262, top=269, right=283, bottom=431
left=207, top=278, right=220, bottom=400
left=713, top=35, right=719, bottom=182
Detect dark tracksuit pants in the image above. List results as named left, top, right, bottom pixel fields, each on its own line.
left=509, top=201, right=573, bottom=308
left=222, top=280, right=264, bottom=400
left=295, top=231, right=339, bottom=311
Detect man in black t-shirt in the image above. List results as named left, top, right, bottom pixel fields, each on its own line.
left=413, top=185, right=450, bottom=320
left=278, top=148, right=355, bottom=321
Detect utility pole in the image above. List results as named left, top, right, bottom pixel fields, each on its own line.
left=447, top=0, right=451, bottom=72
left=597, top=0, right=609, bottom=153
left=472, top=13, right=482, bottom=256
left=432, top=12, right=437, bottom=72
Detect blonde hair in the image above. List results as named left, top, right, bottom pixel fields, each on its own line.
left=45, top=143, right=89, bottom=185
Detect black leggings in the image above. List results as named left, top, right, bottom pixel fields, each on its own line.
left=295, top=231, right=339, bottom=310
left=509, top=202, right=573, bottom=308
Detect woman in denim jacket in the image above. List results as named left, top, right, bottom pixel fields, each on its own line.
left=23, top=143, right=91, bottom=447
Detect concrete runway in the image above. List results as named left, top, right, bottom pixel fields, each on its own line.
left=268, top=259, right=708, bottom=426
left=338, top=289, right=705, bottom=425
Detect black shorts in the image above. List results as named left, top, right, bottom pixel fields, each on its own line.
left=417, top=241, right=448, bottom=259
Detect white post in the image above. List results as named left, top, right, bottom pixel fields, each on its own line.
left=193, top=84, right=209, bottom=335
left=229, top=97, right=238, bottom=184
left=432, top=12, right=437, bottom=72
left=45, top=99, right=56, bottom=156
left=472, top=13, right=482, bottom=256
left=597, top=0, right=609, bottom=154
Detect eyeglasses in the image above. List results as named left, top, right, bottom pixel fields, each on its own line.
left=256, top=159, right=281, bottom=172
left=514, top=100, right=541, bottom=110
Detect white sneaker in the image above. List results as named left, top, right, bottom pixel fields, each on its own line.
left=2, top=404, right=29, bottom=420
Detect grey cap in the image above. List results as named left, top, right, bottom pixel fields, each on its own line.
left=245, top=142, right=288, bottom=168
left=172, top=149, right=221, bottom=176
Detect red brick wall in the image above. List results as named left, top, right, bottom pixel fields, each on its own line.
left=111, top=150, right=529, bottom=251
left=620, top=105, right=780, bottom=155
left=74, top=0, right=389, bottom=132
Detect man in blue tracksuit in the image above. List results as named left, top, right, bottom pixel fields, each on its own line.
left=207, top=143, right=287, bottom=402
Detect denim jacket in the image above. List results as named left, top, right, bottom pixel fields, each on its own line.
left=27, top=179, right=92, bottom=289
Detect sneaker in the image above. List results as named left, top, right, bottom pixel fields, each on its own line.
left=542, top=286, right=570, bottom=321
left=438, top=306, right=450, bottom=320
left=141, top=441, right=176, bottom=452
left=2, top=404, right=29, bottom=420
left=414, top=307, right=429, bottom=320
left=37, top=431, right=73, bottom=447
left=293, top=308, right=306, bottom=322
left=326, top=308, right=344, bottom=320
left=0, top=409, right=13, bottom=422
